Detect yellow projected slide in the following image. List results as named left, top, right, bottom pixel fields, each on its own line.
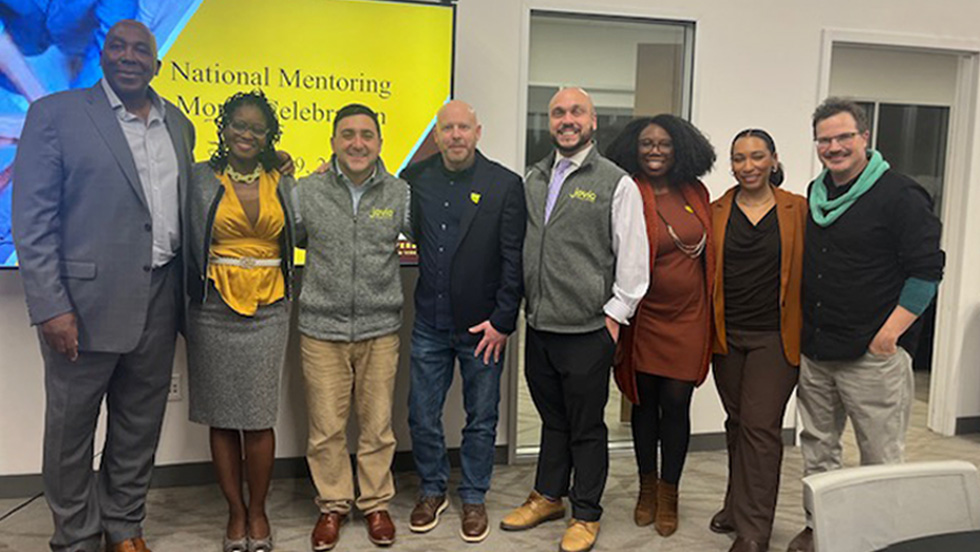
left=154, top=0, right=454, bottom=263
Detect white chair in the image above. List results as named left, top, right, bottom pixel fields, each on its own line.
left=802, top=460, right=980, bottom=552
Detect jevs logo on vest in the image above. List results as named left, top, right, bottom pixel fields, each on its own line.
left=568, top=188, right=597, bottom=203
left=370, top=208, right=395, bottom=219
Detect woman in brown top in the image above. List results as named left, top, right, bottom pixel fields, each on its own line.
left=709, top=129, right=806, bottom=552
left=607, top=114, right=715, bottom=538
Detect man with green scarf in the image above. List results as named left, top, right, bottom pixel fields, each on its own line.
left=787, top=98, right=945, bottom=552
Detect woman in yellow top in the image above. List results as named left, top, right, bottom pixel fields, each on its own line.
left=185, top=90, right=298, bottom=552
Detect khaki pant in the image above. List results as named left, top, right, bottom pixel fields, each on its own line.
left=798, top=348, right=914, bottom=477
left=301, top=333, right=399, bottom=514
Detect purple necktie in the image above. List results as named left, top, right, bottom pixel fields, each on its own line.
left=544, top=158, right=573, bottom=223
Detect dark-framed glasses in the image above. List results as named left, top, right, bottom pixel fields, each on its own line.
left=815, top=131, right=859, bottom=148
left=229, top=119, right=269, bottom=138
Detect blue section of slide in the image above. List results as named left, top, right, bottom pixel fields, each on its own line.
left=0, top=0, right=199, bottom=267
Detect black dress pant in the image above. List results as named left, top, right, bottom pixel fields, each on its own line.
left=525, top=326, right=615, bottom=522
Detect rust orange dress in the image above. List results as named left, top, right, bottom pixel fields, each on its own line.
left=632, top=187, right=709, bottom=380
left=614, top=176, right=714, bottom=403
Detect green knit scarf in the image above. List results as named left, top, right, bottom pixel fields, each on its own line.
left=809, top=150, right=890, bottom=227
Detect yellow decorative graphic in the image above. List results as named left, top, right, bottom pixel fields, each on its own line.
left=685, top=204, right=694, bottom=214
left=470, top=192, right=481, bottom=205
left=153, top=0, right=453, bottom=266
left=569, top=188, right=597, bottom=203
left=369, top=208, right=395, bottom=220
left=156, top=0, right=452, bottom=176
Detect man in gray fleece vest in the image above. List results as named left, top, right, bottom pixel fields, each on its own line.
left=501, top=88, right=649, bottom=552
left=295, top=104, right=410, bottom=551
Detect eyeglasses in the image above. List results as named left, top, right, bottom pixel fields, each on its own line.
left=228, top=119, right=269, bottom=138
left=815, top=132, right=859, bottom=148
left=640, top=140, right=674, bottom=152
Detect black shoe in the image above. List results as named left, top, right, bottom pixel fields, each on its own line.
left=709, top=510, right=735, bottom=534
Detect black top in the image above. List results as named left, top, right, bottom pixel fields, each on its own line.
left=402, top=150, right=527, bottom=334
left=410, top=159, right=475, bottom=330
left=802, top=167, right=944, bottom=361
left=724, top=203, right=781, bottom=331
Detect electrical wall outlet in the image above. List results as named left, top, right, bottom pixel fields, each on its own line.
left=168, top=373, right=182, bottom=401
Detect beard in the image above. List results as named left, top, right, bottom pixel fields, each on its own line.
left=552, top=125, right=594, bottom=156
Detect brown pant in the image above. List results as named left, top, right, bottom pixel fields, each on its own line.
left=300, top=333, right=399, bottom=515
left=712, top=328, right=798, bottom=543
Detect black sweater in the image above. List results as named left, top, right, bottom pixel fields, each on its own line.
left=802, top=168, right=944, bottom=361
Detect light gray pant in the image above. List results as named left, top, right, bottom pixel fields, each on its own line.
left=798, top=348, right=914, bottom=477
left=40, top=262, right=178, bottom=552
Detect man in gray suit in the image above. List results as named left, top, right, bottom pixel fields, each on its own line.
left=12, top=20, right=194, bottom=552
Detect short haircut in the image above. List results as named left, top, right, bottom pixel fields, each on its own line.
left=812, top=97, right=869, bottom=136
left=333, top=103, right=381, bottom=138
left=605, top=114, right=716, bottom=186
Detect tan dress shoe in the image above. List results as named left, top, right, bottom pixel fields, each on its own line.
left=500, top=490, right=565, bottom=531
left=560, top=519, right=600, bottom=552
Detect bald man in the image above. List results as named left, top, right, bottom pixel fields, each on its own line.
left=501, top=88, right=648, bottom=552
left=401, top=100, right=526, bottom=543
left=12, top=20, right=194, bottom=552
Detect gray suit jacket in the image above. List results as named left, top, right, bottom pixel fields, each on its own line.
left=12, top=83, right=195, bottom=353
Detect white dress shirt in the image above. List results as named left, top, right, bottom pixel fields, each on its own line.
left=101, top=79, right=180, bottom=268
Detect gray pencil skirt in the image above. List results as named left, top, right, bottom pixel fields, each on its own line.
left=186, top=289, right=289, bottom=430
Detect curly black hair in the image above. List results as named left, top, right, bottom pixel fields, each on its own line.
left=605, top=114, right=715, bottom=186
left=208, top=89, right=282, bottom=172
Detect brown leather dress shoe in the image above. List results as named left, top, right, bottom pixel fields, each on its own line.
left=409, top=495, right=448, bottom=533
left=311, top=512, right=346, bottom=551
left=710, top=510, right=735, bottom=533
left=109, top=537, right=151, bottom=552
left=730, top=536, right=768, bottom=552
left=365, top=510, right=396, bottom=547
left=786, top=527, right=814, bottom=552
left=460, top=503, right=489, bottom=543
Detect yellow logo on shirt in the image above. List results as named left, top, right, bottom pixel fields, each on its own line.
left=370, top=208, right=395, bottom=219
left=569, top=188, right=597, bottom=203
left=471, top=192, right=481, bottom=205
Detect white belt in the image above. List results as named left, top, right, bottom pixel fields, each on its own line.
left=210, top=256, right=281, bottom=269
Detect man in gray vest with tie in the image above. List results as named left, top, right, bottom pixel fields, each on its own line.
left=12, top=20, right=194, bottom=552
left=501, top=87, right=649, bottom=552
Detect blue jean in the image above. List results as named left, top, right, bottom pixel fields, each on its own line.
left=408, top=317, right=503, bottom=504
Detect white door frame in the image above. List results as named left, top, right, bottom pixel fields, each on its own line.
left=817, top=29, right=980, bottom=436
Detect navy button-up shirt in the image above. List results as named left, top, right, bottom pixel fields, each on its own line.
left=414, top=160, right=476, bottom=330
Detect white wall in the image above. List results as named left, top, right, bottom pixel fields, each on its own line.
left=830, top=45, right=960, bottom=105
left=6, top=0, right=980, bottom=477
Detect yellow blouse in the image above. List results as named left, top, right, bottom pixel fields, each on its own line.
left=207, top=169, right=285, bottom=316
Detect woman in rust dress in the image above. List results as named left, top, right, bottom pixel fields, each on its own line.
left=607, top=114, right=716, bottom=538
